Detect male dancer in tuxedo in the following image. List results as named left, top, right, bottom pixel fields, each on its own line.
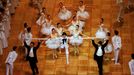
left=24, top=40, right=41, bottom=75
left=92, top=39, right=109, bottom=75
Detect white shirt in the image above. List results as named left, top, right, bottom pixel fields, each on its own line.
left=5, top=51, right=18, bottom=65
left=129, top=59, right=134, bottom=75
left=96, top=46, right=103, bottom=56
left=29, top=47, right=34, bottom=57
left=112, top=35, right=122, bottom=50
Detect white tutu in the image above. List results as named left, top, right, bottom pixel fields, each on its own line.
left=105, top=43, right=112, bottom=53
left=58, top=10, right=72, bottom=20
left=41, top=25, right=54, bottom=35
left=95, top=30, right=106, bottom=39
left=46, top=38, right=60, bottom=49
left=69, top=36, right=83, bottom=45
left=77, top=11, right=89, bottom=19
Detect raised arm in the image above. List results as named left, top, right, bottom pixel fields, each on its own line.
left=92, top=39, right=97, bottom=47
left=35, top=41, right=41, bottom=50
left=103, top=40, right=109, bottom=47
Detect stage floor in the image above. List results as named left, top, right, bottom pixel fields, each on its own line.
left=0, top=0, right=134, bottom=75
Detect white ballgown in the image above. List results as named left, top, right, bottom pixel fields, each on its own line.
left=24, top=32, right=32, bottom=45
left=58, top=6, right=72, bottom=20
left=95, top=24, right=106, bottom=39
left=77, top=5, right=89, bottom=19
left=69, top=30, right=83, bottom=45
left=46, top=34, right=60, bottom=49
left=41, top=19, right=54, bottom=35
left=36, top=13, right=46, bottom=26
left=105, top=43, right=112, bottom=53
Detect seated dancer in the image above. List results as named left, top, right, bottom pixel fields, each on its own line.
left=58, top=2, right=72, bottom=21
left=59, top=32, right=69, bottom=64
left=45, top=28, right=60, bottom=59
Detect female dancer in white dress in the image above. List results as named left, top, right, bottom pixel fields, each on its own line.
left=68, top=16, right=84, bottom=34
left=55, top=23, right=63, bottom=36
left=105, top=32, right=112, bottom=53
left=59, top=32, right=69, bottom=64
left=69, top=25, right=83, bottom=55
left=36, top=12, right=46, bottom=26
left=0, top=18, right=8, bottom=49
left=24, top=27, right=33, bottom=57
left=77, top=1, right=89, bottom=20
left=18, top=23, right=28, bottom=46
left=40, top=15, right=54, bottom=36
left=95, top=18, right=107, bottom=39
left=58, top=2, right=72, bottom=21
left=45, top=28, right=60, bottom=59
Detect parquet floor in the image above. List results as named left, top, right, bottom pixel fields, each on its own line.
left=0, top=0, right=134, bottom=75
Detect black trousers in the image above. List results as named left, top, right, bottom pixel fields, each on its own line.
left=28, top=57, right=39, bottom=75
left=95, top=56, right=103, bottom=75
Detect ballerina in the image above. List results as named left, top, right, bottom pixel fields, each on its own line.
left=40, top=15, right=54, bottom=36
left=69, top=25, right=83, bottom=55
left=95, top=18, right=107, bottom=39
left=55, top=23, right=63, bottom=37
left=45, top=28, right=60, bottom=59
left=77, top=1, right=89, bottom=20
left=0, top=16, right=8, bottom=49
left=68, top=16, right=82, bottom=35
left=36, top=12, right=46, bottom=26
left=58, top=2, right=72, bottom=21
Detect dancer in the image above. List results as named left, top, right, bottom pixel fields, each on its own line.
left=58, top=2, right=72, bottom=21
left=69, top=25, right=83, bottom=55
left=5, top=46, right=18, bottom=75
left=91, top=38, right=109, bottom=75
left=46, top=28, right=60, bottom=59
left=68, top=16, right=82, bottom=34
left=59, top=32, right=69, bottom=64
left=18, top=23, right=28, bottom=46
left=77, top=1, right=89, bottom=20
left=0, top=16, right=8, bottom=48
left=24, top=27, right=33, bottom=58
left=40, top=15, right=54, bottom=36
left=95, top=18, right=107, bottom=39
left=55, top=23, right=63, bottom=36
left=36, top=12, right=46, bottom=26
left=128, top=54, right=134, bottom=75
left=112, top=30, right=122, bottom=65
left=24, top=40, right=41, bottom=75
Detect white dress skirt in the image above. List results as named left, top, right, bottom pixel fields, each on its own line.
left=105, top=43, right=112, bottom=53
left=41, top=24, right=54, bottom=35
left=46, top=38, right=60, bottom=49
left=58, top=8, right=72, bottom=20
left=95, top=28, right=106, bottom=39
left=77, top=11, right=89, bottom=19
left=69, top=31, right=83, bottom=45
left=69, top=36, right=83, bottom=45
